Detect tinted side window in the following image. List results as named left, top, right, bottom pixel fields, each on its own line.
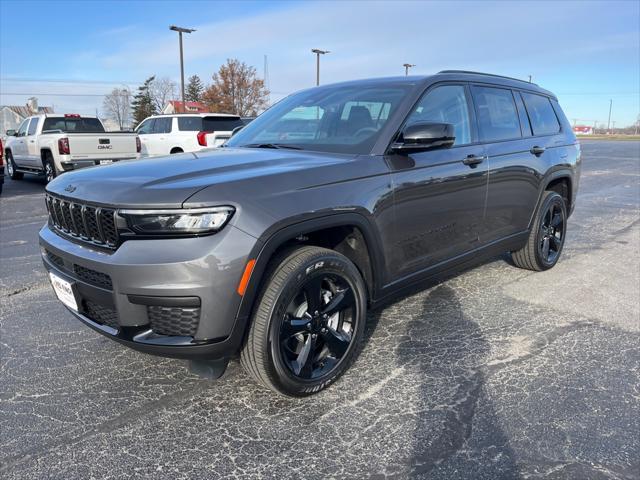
left=521, top=93, right=560, bottom=136
left=178, top=117, right=203, bottom=131
left=472, top=86, right=521, bottom=142
left=153, top=117, right=172, bottom=134
left=27, top=118, right=39, bottom=135
left=136, top=119, right=155, bottom=134
left=406, top=85, right=472, bottom=145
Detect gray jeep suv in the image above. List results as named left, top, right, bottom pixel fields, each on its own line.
left=40, top=71, right=580, bottom=396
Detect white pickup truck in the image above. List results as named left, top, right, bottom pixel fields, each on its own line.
left=4, top=114, right=140, bottom=183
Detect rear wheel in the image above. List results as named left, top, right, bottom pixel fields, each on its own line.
left=6, top=151, right=23, bottom=180
left=43, top=153, right=56, bottom=183
left=240, top=246, right=367, bottom=396
left=511, top=191, right=567, bottom=271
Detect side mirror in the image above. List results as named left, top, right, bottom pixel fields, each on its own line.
left=231, top=125, right=244, bottom=137
left=6, top=129, right=16, bottom=136
left=391, top=122, right=455, bottom=152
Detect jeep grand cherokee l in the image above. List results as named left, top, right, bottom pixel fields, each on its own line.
left=40, top=71, right=580, bottom=396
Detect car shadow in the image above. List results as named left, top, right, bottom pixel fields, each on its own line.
left=388, top=284, right=520, bottom=478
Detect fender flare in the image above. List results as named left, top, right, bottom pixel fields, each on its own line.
left=528, top=168, right=573, bottom=229
left=234, top=212, right=386, bottom=323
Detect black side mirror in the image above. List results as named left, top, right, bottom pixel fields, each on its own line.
left=391, top=122, right=455, bottom=152
left=231, top=126, right=244, bottom=137
left=6, top=129, right=16, bottom=136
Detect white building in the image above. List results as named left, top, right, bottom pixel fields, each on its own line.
left=1, top=97, right=54, bottom=135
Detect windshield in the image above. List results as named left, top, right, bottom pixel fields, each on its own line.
left=226, top=84, right=410, bottom=154
left=42, top=117, right=105, bottom=133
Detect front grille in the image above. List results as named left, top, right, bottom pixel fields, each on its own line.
left=46, top=194, right=119, bottom=248
left=73, top=264, right=113, bottom=290
left=148, top=306, right=200, bottom=337
left=84, top=300, right=119, bottom=329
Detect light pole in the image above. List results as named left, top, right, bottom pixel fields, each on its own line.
left=403, top=63, right=415, bottom=76
left=607, top=99, right=613, bottom=134
left=311, top=49, right=330, bottom=86
left=170, top=25, right=196, bottom=112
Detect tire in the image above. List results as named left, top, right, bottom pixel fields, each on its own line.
left=6, top=151, right=23, bottom=180
left=240, top=246, right=367, bottom=397
left=43, top=153, right=56, bottom=184
left=511, top=191, right=567, bottom=271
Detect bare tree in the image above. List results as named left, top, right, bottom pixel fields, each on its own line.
left=202, top=59, right=269, bottom=116
left=102, top=87, right=131, bottom=130
left=149, top=77, right=177, bottom=112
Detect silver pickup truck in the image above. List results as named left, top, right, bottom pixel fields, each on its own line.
left=4, top=114, right=140, bottom=183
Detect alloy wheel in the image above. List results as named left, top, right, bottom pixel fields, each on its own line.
left=279, top=273, right=357, bottom=380
left=539, top=200, right=565, bottom=264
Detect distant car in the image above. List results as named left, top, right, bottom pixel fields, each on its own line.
left=135, top=113, right=244, bottom=157
left=4, top=114, right=140, bottom=183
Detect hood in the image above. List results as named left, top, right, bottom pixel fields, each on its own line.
left=46, top=148, right=352, bottom=208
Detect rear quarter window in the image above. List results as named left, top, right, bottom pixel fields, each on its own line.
left=472, top=86, right=521, bottom=142
left=177, top=117, right=203, bottom=131
left=521, top=92, right=560, bottom=136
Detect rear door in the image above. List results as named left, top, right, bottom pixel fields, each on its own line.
left=202, top=116, right=243, bottom=147
left=470, top=85, right=540, bottom=244
left=148, top=116, right=172, bottom=155
left=25, top=117, right=40, bottom=167
left=386, top=83, right=488, bottom=280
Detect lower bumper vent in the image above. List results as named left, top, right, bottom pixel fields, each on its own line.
left=148, top=306, right=200, bottom=337
left=84, top=300, right=119, bottom=329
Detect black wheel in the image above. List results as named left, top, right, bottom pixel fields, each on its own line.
left=43, top=154, right=56, bottom=183
left=6, top=151, right=23, bottom=180
left=512, top=191, right=567, bottom=271
left=240, top=246, right=367, bottom=396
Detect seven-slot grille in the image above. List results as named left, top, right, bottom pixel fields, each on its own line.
left=45, top=195, right=119, bottom=248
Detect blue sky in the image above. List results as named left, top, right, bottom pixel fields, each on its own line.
left=1, top=0, right=638, bottom=127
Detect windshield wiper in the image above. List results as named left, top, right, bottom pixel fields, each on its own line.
left=240, top=143, right=304, bottom=150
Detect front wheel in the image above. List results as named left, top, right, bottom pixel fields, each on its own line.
left=240, top=246, right=367, bottom=396
left=511, top=191, right=567, bottom=271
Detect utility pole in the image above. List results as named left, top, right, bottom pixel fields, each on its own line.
left=403, top=63, right=415, bottom=76
left=607, top=99, right=613, bottom=134
left=311, top=49, right=330, bottom=86
left=169, top=25, right=196, bottom=113
left=528, top=75, right=532, bottom=83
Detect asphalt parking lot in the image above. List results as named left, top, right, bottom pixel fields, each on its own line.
left=1, top=140, right=638, bottom=479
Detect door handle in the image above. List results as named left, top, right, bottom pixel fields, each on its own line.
left=530, top=146, right=546, bottom=156
left=29, top=140, right=35, bottom=143
left=462, top=154, right=486, bottom=167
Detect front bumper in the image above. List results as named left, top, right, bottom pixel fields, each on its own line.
left=39, top=223, right=258, bottom=360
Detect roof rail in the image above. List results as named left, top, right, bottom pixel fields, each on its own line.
left=438, top=70, right=537, bottom=85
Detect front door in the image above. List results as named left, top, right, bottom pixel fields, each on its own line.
left=386, top=84, right=488, bottom=281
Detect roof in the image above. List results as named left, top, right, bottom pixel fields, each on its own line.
left=167, top=100, right=209, bottom=113
left=310, top=71, right=556, bottom=98
left=2, top=105, right=54, bottom=118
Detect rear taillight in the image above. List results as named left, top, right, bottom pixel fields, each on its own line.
left=58, top=138, right=70, bottom=155
left=197, top=131, right=211, bottom=147
left=136, top=136, right=141, bottom=153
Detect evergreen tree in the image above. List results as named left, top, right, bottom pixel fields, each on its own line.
left=185, top=75, right=204, bottom=103
left=131, top=75, right=157, bottom=127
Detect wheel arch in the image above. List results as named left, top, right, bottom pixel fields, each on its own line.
left=40, top=148, right=53, bottom=162
left=235, top=213, right=385, bottom=325
left=170, top=147, right=184, bottom=154
left=528, top=169, right=573, bottom=230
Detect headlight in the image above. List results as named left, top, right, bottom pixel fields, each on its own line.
left=118, top=206, right=234, bottom=235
